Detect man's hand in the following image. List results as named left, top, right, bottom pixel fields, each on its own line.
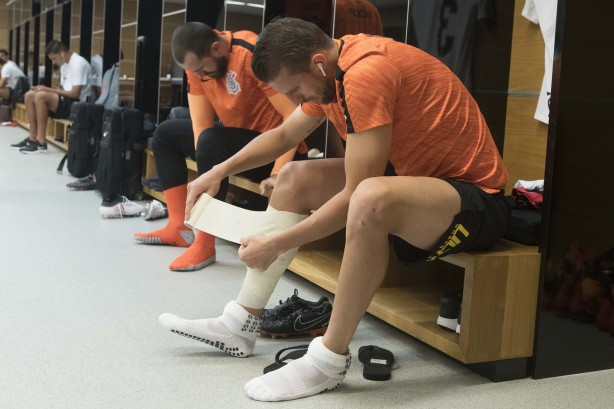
left=238, top=234, right=283, bottom=271
left=258, top=174, right=277, bottom=198
left=184, top=170, right=223, bottom=220
left=33, top=85, right=50, bottom=92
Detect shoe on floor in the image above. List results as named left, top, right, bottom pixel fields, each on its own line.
left=11, top=137, right=34, bottom=150
left=67, top=175, right=96, bottom=191
left=260, top=289, right=332, bottom=338
left=99, top=196, right=144, bottom=218
left=20, top=140, right=48, bottom=154
left=437, top=290, right=462, bottom=331
left=142, top=199, right=168, bottom=220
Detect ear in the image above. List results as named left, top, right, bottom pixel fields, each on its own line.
left=210, top=41, right=222, bottom=57
left=311, top=53, right=328, bottom=76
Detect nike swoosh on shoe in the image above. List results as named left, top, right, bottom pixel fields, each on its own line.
left=293, top=313, right=331, bottom=332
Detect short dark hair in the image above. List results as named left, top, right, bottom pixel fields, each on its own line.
left=46, top=40, right=68, bottom=55
left=172, top=22, right=217, bottom=64
left=252, top=17, right=334, bottom=83
left=0, top=49, right=9, bottom=56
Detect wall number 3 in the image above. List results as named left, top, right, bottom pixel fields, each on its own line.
left=437, top=0, right=458, bottom=56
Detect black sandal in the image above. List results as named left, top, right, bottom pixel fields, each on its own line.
left=263, top=344, right=310, bottom=374
left=358, top=345, right=395, bottom=381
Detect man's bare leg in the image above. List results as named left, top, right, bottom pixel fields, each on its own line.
left=34, top=91, right=59, bottom=144
left=24, top=90, right=38, bottom=140
left=240, top=158, right=346, bottom=317
left=323, top=176, right=460, bottom=353
left=245, top=176, right=461, bottom=401
left=0, top=88, right=10, bottom=100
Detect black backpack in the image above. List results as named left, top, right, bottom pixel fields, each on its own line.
left=57, top=102, right=105, bottom=177
left=11, top=76, right=31, bottom=108
left=96, top=107, right=145, bottom=201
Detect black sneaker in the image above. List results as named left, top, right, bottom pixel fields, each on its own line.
left=436, top=290, right=462, bottom=331
left=261, top=289, right=332, bottom=338
left=20, top=141, right=48, bottom=154
left=11, top=138, right=35, bottom=150
left=456, top=303, right=462, bottom=334
left=262, top=289, right=328, bottom=320
left=67, top=175, right=96, bottom=191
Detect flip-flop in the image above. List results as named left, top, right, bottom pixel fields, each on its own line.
left=263, top=344, right=309, bottom=374
left=358, top=345, right=395, bottom=381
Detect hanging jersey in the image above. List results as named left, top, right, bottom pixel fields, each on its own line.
left=410, top=0, right=492, bottom=92
left=186, top=31, right=284, bottom=133
left=522, top=0, right=557, bottom=124
left=284, top=0, right=334, bottom=36
left=301, top=34, right=508, bottom=194
left=334, top=0, right=384, bottom=37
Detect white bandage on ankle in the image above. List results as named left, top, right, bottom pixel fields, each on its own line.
left=186, top=195, right=307, bottom=308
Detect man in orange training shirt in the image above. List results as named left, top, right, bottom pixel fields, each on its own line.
left=159, top=17, right=509, bottom=401
left=133, top=22, right=307, bottom=271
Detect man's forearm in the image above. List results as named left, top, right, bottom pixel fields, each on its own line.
left=55, top=87, right=80, bottom=99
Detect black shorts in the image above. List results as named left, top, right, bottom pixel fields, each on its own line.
left=49, top=96, right=77, bottom=119
left=6, top=87, right=14, bottom=103
left=392, top=178, right=511, bottom=263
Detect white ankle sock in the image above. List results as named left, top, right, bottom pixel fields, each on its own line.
left=244, top=337, right=351, bottom=401
left=159, top=301, right=261, bottom=357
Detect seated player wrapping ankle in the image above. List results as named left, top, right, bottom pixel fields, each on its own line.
left=133, top=22, right=308, bottom=271
left=159, top=17, right=510, bottom=402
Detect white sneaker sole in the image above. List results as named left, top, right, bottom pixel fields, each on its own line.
left=436, top=316, right=458, bottom=331
left=99, top=208, right=143, bottom=218
left=21, top=149, right=48, bottom=155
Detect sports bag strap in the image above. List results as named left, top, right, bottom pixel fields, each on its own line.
left=57, top=153, right=68, bottom=174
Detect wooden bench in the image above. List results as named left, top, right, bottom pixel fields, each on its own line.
left=12, top=103, right=71, bottom=150
left=12, top=103, right=28, bottom=127
left=289, top=232, right=540, bottom=369
left=46, top=119, right=71, bottom=150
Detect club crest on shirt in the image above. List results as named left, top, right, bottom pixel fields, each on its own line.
left=226, top=70, right=241, bottom=95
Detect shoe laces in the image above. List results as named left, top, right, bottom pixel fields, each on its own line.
left=116, top=196, right=139, bottom=218
left=272, top=292, right=319, bottom=320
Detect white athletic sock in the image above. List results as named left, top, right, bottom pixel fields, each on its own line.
left=158, top=301, right=261, bottom=357
left=244, top=337, right=351, bottom=401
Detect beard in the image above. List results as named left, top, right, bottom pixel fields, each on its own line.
left=207, top=56, right=229, bottom=79
left=316, top=76, right=336, bottom=104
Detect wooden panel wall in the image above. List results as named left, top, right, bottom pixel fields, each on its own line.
left=0, top=3, right=8, bottom=50
left=503, top=1, right=548, bottom=192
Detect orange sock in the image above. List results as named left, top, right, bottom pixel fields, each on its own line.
left=133, top=184, right=194, bottom=247
left=169, top=231, right=216, bottom=271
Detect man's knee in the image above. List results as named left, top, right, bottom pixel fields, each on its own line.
left=274, top=160, right=313, bottom=199
left=151, top=120, right=181, bottom=152
left=25, top=90, right=36, bottom=103
left=195, top=127, right=227, bottom=165
left=34, top=91, right=52, bottom=106
left=196, top=127, right=224, bottom=152
left=347, top=178, right=392, bottom=233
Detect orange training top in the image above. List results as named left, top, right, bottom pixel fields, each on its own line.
left=186, top=31, right=282, bottom=133
left=301, top=34, right=508, bottom=194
